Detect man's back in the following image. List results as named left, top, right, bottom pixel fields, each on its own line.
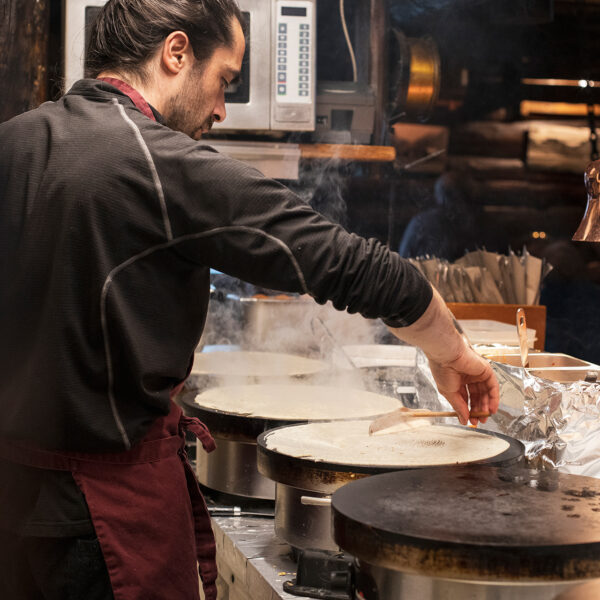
left=0, top=82, right=211, bottom=451
left=0, top=79, right=433, bottom=453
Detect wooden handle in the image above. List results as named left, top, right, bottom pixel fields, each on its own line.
left=516, top=307, right=529, bottom=368
left=404, top=411, right=491, bottom=418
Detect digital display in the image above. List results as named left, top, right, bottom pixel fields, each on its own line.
left=281, top=7, right=307, bottom=17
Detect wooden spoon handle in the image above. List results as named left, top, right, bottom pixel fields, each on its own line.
left=404, top=411, right=491, bottom=418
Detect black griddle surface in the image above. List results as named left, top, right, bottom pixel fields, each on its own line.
left=332, top=465, right=600, bottom=581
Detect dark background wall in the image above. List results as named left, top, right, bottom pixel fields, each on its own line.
left=2, top=0, right=600, bottom=361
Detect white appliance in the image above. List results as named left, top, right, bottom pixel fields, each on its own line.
left=63, top=0, right=317, bottom=133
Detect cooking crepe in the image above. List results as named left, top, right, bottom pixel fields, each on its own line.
left=263, top=420, right=509, bottom=467
left=194, top=384, right=400, bottom=420
left=191, top=351, right=328, bottom=377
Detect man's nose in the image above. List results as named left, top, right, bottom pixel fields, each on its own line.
left=212, top=94, right=227, bottom=123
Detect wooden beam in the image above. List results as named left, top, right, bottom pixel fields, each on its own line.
left=299, top=143, right=396, bottom=162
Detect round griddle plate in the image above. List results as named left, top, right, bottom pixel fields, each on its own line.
left=190, top=350, right=329, bottom=378
left=178, top=389, right=310, bottom=441
left=178, top=386, right=400, bottom=441
left=257, top=425, right=523, bottom=491
left=332, top=465, right=600, bottom=581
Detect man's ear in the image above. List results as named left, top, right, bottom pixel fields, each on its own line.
left=161, top=31, right=193, bottom=75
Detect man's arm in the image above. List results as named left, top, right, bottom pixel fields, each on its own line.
left=388, top=287, right=499, bottom=425
left=151, top=137, right=499, bottom=420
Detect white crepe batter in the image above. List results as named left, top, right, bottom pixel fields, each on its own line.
left=263, top=420, right=510, bottom=467
left=191, top=351, right=328, bottom=377
left=193, top=384, right=400, bottom=420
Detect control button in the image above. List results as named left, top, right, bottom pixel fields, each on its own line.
left=299, top=90, right=309, bottom=96
left=278, top=50, right=287, bottom=56
left=278, top=84, right=287, bottom=95
left=278, top=64, right=287, bottom=71
left=300, top=54, right=309, bottom=60
left=275, top=105, right=310, bottom=122
left=278, top=42, right=286, bottom=48
left=300, top=46, right=309, bottom=53
left=278, top=34, right=286, bottom=41
left=300, top=31, right=309, bottom=37
left=278, top=57, right=286, bottom=63
left=299, top=75, right=308, bottom=82
left=299, top=83, right=309, bottom=89
left=300, top=60, right=308, bottom=67
left=278, top=72, right=286, bottom=82
left=300, top=24, right=309, bottom=29
left=300, top=68, right=309, bottom=74
left=279, top=23, right=287, bottom=33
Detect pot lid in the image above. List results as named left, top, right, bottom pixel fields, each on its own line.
left=332, top=465, right=600, bottom=581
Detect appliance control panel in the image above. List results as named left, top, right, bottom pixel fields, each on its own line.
left=272, top=0, right=315, bottom=130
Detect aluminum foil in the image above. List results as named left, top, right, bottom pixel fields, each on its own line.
left=477, top=362, right=600, bottom=475
left=412, top=352, right=600, bottom=476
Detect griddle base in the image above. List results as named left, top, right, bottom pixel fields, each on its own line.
left=356, top=562, right=593, bottom=600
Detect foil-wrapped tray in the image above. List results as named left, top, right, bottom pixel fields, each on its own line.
left=415, top=348, right=600, bottom=477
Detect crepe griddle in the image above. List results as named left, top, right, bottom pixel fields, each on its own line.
left=178, top=389, right=304, bottom=441
left=258, top=425, right=523, bottom=492
left=332, top=465, right=600, bottom=582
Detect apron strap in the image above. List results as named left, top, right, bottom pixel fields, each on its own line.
left=0, top=435, right=183, bottom=470
left=180, top=415, right=218, bottom=600
left=180, top=415, right=216, bottom=453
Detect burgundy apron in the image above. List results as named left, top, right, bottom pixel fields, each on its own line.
left=0, top=79, right=219, bottom=600
left=0, top=401, right=218, bottom=600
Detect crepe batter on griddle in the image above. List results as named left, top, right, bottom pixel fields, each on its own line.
left=263, top=420, right=509, bottom=467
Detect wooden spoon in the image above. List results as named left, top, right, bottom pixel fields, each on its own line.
left=516, top=307, right=529, bottom=368
left=369, top=407, right=491, bottom=435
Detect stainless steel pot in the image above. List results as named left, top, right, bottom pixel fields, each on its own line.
left=239, top=297, right=318, bottom=352
left=353, top=561, right=582, bottom=600
left=196, top=437, right=275, bottom=500
left=274, top=484, right=336, bottom=550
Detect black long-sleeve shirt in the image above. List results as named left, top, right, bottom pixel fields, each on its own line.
left=0, top=80, right=431, bottom=537
left=0, top=79, right=431, bottom=453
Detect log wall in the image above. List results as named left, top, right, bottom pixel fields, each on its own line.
left=0, top=0, right=50, bottom=123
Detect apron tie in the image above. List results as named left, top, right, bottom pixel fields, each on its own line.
left=180, top=415, right=216, bottom=453
left=180, top=414, right=218, bottom=600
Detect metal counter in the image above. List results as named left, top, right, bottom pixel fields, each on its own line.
left=207, top=515, right=304, bottom=600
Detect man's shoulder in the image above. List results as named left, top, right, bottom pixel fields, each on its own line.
left=0, top=101, right=53, bottom=130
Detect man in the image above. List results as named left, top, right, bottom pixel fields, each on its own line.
left=0, top=1, right=499, bottom=598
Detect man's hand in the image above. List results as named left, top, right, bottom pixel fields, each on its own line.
left=428, top=346, right=499, bottom=426
left=387, top=287, right=500, bottom=426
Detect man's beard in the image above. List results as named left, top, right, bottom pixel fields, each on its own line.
left=164, top=70, right=213, bottom=139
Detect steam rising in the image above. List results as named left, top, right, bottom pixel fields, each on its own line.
left=289, top=159, right=350, bottom=229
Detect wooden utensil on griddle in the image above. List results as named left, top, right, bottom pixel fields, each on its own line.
left=516, top=307, right=529, bottom=368
left=369, top=407, right=491, bottom=435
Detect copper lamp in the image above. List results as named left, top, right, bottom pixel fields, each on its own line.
left=573, top=160, right=600, bottom=242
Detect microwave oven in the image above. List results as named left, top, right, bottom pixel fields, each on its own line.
left=63, top=0, right=316, bottom=133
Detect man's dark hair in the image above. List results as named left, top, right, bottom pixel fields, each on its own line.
left=85, top=0, right=243, bottom=80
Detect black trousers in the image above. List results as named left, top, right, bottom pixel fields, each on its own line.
left=0, top=529, right=114, bottom=600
